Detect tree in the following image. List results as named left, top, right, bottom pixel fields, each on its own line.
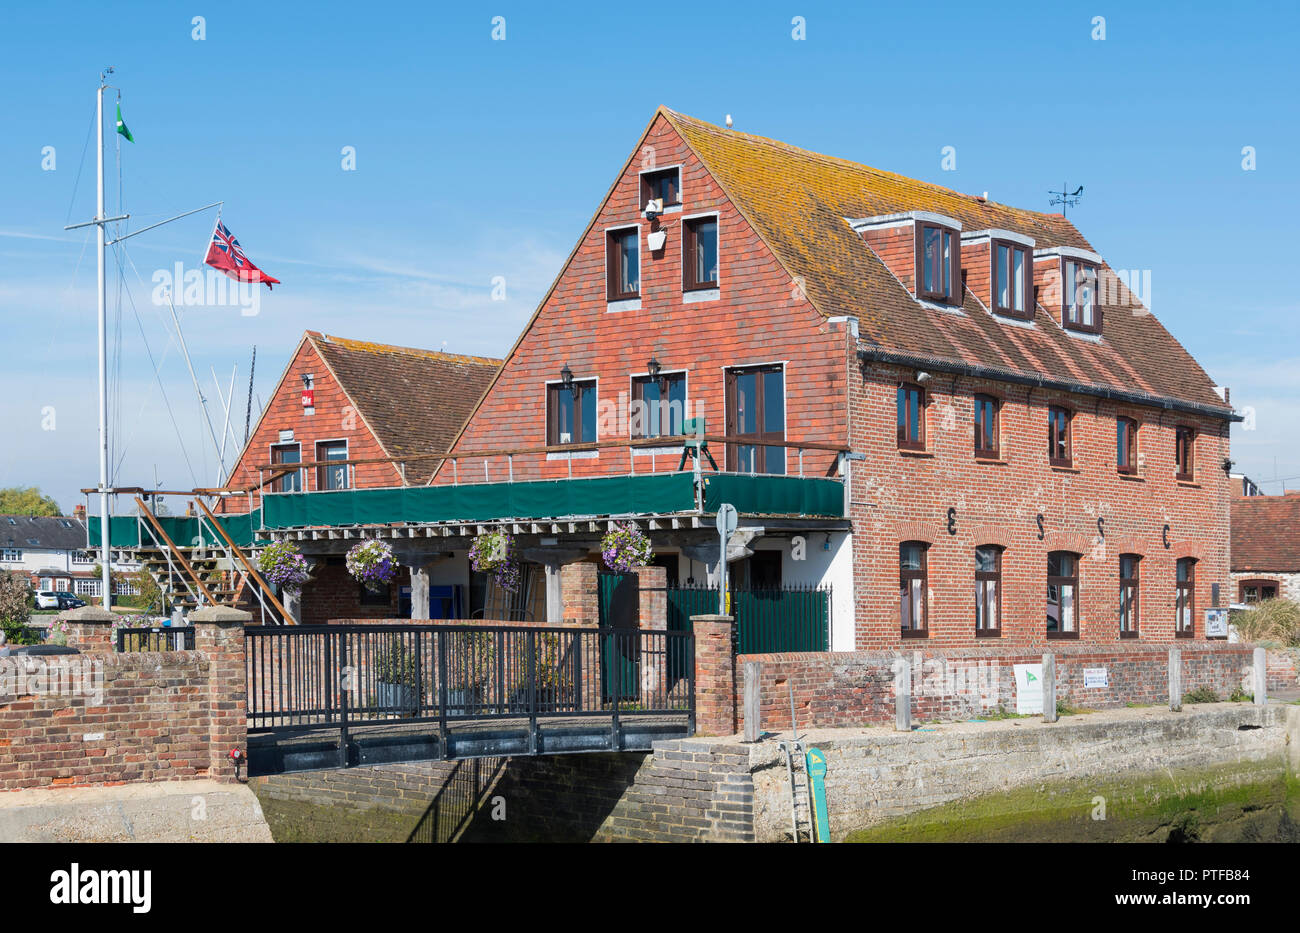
left=0, top=487, right=62, bottom=516
left=0, top=570, right=34, bottom=644
left=130, top=567, right=164, bottom=614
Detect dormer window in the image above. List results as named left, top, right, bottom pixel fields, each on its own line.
left=1062, top=258, right=1100, bottom=332
left=993, top=239, right=1032, bottom=318
left=916, top=222, right=960, bottom=303
left=640, top=167, right=681, bottom=211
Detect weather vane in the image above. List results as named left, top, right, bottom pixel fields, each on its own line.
left=1049, top=183, right=1084, bottom=215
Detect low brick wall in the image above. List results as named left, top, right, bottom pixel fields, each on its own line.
left=1, top=652, right=220, bottom=790
left=737, top=643, right=1258, bottom=732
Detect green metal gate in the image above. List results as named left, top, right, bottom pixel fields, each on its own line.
left=664, top=583, right=830, bottom=655
left=598, top=572, right=640, bottom=701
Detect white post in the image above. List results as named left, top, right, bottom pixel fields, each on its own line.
left=96, top=80, right=112, bottom=608
left=743, top=660, right=762, bottom=742
left=894, top=655, right=912, bottom=732
left=1169, top=648, right=1182, bottom=712
left=1254, top=647, right=1268, bottom=705
left=1042, top=653, right=1058, bottom=723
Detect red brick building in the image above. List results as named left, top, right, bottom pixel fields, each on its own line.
left=425, top=108, right=1236, bottom=647
left=219, top=331, right=499, bottom=623
left=1231, top=492, right=1300, bottom=605
left=253, top=110, right=1236, bottom=649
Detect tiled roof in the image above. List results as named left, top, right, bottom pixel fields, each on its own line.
left=663, top=109, right=1231, bottom=415
left=307, top=333, right=501, bottom=482
left=0, top=515, right=87, bottom=551
left=1232, top=493, right=1300, bottom=572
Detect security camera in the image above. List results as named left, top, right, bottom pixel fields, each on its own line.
left=644, top=198, right=662, bottom=220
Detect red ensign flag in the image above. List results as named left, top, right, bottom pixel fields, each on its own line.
left=204, top=219, right=280, bottom=289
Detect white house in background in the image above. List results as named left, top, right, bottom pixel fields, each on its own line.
left=0, top=513, right=140, bottom=598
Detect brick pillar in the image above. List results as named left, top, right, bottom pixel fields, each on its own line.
left=561, top=561, right=599, bottom=627
left=190, top=606, right=250, bottom=782
left=692, top=614, right=736, bottom=737
left=58, top=605, right=116, bottom=652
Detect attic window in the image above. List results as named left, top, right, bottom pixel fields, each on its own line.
left=915, top=222, right=960, bottom=303
left=606, top=227, right=640, bottom=301
left=993, top=240, right=1032, bottom=319
left=641, top=167, right=681, bottom=211
left=1062, top=258, right=1100, bottom=333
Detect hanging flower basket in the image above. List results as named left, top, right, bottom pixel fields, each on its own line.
left=346, top=538, right=396, bottom=591
left=257, top=540, right=312, bottom=594
left=469, top=530, right=521, bottom=594
left=601, top=522, right=653, bottom=573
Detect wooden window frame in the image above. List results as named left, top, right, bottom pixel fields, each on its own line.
left=546, top=379, right=598, bottom=446
left=639, top=166, right=681, bottom=210
left=991, top=239, right=1033, bottom=319
left=1238, top=578, right=1279, bottom=604
left=270, top=442, right=303, bottom=493
left=1047, top=550, right=1080, bottom=640
left=630, top=370, right=687, bottom=440
left=682, top=215, right=719, bottom=292
left=1119, top=554, right=1141, bottom=639
left=605, top=226, right=640, bottom=301
left=1175, top=558, right=1196, bottom=638
left=315, top=438, right=350, bottom=492
left=1048, top=406, right=1072, bottom=467
left=974, top=394, right=1000, bottom=459
left=900, top=541, right=929, bottom=638
left=914, top=222, right=961, bottom=303
left=0, top=548, right=20, bottom=562
left=897, top=382, right=927, bottom=451
left=1175, top=425, right=1196, bottom=481
left=1062, top=258, right=1102, bottom=334
left=724, top=364, right=785, bottom=474
left=1117, top=417, right=1139, bottom=475
left=975, top=545, right=1002, bottom=638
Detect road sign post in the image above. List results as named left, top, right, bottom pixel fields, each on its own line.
left=715, top=503, right=737, bottom=616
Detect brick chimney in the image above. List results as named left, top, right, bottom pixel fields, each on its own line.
left=73, top=504, right=86, bottom=520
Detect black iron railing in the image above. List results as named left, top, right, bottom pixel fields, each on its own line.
left=244, top=624, right=695, bottom=739
left=116, top=625, right=196, bottom=652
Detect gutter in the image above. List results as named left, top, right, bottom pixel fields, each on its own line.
left=856, top=345, right=1242, bottom=422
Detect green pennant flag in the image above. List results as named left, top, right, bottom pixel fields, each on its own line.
left=115, top=103, right=134, bottom=143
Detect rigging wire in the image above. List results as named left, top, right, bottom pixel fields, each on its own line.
left=63, top=104, right=96, bottom=229
left=108, top=240, right=202, bottom=489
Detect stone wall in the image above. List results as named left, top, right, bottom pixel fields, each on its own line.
left=736, top=643, right=1258, bottom=733
left=748, top=703, right=1297, bottom=842
left=252, top=741, right=755, bottom=843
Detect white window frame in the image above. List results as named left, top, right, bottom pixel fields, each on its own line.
left=681, top=210, right=721, bottom=301
left=268, top=441, right=304, bottom=493
left=313, top=437, right=351, bottom=491
left=604, top=223, right=642, bottom=312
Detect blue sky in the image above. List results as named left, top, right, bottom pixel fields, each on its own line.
left=1, top=0, right=1297, bottom=511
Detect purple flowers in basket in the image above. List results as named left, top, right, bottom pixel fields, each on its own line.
left=346, top=539, right=397, bottom=589
left=601, top=522, right=653, bottom=572
left=257, top=540, right=312, bottom=594
left=469, top=530, right=520, bottom=594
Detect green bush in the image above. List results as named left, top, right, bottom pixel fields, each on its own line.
left=1183, top=686, right=1220, bottom=704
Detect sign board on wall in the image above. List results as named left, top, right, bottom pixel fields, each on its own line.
left=1205, top=608, right=1229, bottom=639
left=1083, top=667, right=1108, bottom=689
left=1013, top=664, right=1043, bottom=715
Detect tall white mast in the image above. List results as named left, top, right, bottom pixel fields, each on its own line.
left=64, top=71, right=223, bottom=605
left=95, top=74, right=112, bottom=605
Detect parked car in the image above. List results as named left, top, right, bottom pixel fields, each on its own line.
left=55, top=591, right=85, bottom=610
left=34, top=591, right=60, bottom=610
